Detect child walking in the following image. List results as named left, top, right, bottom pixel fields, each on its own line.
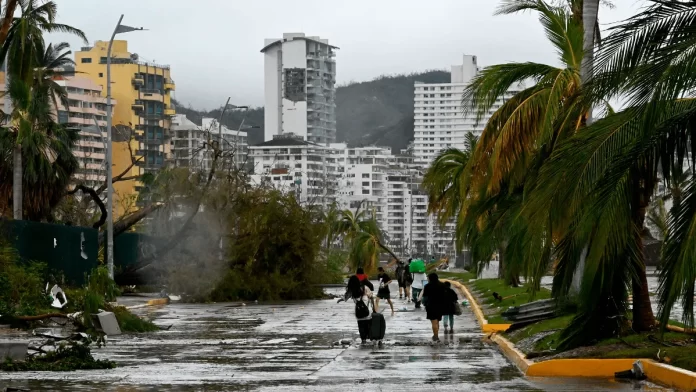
left=442, top=281, right=458, bottom=334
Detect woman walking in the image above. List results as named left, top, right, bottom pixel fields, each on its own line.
left=421, top=273, right=445, bottom=342
left=442, top=281, right=458, bottom=334
left=342, top=275, right=374, bottom=344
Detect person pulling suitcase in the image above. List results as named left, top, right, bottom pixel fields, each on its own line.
left=370, top=307, right=386, bottom=347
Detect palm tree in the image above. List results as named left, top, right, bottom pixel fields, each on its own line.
left=334, top=205, right=399, bottom=272
left=525, top=0, right=696, bottom=345
left=452, top=1, right=587, bottom=288
left=0, top=40, right=79, bottom=220
left=0, top=0, right=86, bottom=219
left=422, top=132, right=478, bottom=226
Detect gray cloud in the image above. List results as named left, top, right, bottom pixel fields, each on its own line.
left=51, top=0, right=644, bottom=110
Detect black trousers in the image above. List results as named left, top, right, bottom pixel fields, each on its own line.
left=357, top=319, right=371, bottom=340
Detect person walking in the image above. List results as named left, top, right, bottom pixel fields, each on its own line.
left=375, top=267, right=395, bottom=316
left=355, top=267, right=374, bottom=291
left=411, top=268, right=427, bottom=308
left=395, top=260, right=407, bottom=300
left=442, top=281, right=458, bottom=334
left=341, top=275, right=374, bottom=344
left=404, top=260, right=413, bottom=302
left=421, top=273, right=445, bottom=342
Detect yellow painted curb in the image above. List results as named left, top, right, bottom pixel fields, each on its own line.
left=643, top=361, right=696, bottom=392
left=491, top=333, right=531, bottom=373
left=446, top=278, right=696, bottom=390
left=442, top=279, right=512, bottom=333
left=145, top=298, right=170, bottom=306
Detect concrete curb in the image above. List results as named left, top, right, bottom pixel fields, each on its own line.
left=445, top=278, right=696, bottom=391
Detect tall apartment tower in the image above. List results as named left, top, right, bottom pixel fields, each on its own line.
left=75, top=40, right=176, bottom=216
left=261, top=33, right=338, bottom=145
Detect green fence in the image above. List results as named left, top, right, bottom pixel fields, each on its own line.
left=1, top=220, right=99, bottom=286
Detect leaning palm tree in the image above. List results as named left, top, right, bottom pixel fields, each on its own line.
left=526, top=0, right=696, bottom=346
left=422, top=131, right=478, bottom=226
left=0, top=0, right=86, bottom=219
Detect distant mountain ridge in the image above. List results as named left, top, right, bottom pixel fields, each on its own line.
left=174, top=70, right=452, bottom=152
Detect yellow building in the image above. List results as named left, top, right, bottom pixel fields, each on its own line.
left=75, top=40, right=175, bottom=217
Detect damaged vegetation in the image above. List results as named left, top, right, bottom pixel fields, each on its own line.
left=0, top=238, right=157, bottom=371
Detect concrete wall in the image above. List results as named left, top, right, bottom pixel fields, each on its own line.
left=264, top=46, right=281, bottom=142
left=280, top=39, right=308, bottom=139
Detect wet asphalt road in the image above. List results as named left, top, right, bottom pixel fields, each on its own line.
left=0, top=285, right=672, bottom=391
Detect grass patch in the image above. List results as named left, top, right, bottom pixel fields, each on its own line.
left=593, top=331, right=696, bottom=371
left=469, top=278, right=551, bottom=324
left=506, top=314, right=574, bottom=345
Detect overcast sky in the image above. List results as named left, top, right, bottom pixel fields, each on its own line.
left=51, top=0, right=645, bottom=110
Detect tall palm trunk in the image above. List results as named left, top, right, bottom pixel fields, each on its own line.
left=572, top=0, right=601, bottom=295
left=581, top=0, right=600, bottom=124
left=631, top=170, right=657, bottom=331
left=12, top=142, right=21, bottom=219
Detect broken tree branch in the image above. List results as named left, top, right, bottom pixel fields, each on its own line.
left=16, top=313, right=69, bottom=321
left=67, top=184, right=107, bottom=229
left=98, top=203, right=163, bottom=246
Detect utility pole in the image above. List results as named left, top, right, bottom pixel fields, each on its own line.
left=106, top=15, right=145, bottom=279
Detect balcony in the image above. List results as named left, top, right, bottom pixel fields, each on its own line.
left=164, top=79, right=175, bottom=90
left=132, top=100, right=144, bottom=111
left=140, top=89, right=163, bottom=101
left=142, top=113, right=163, bottom=120
left=164, top=107, right=175, bottom=116
left=132, top=76, right=144, bottom=86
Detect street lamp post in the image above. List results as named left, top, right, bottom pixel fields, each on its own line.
left=106, top=15, right=145, bottom=279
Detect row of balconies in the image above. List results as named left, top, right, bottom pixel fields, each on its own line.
left=132, top=75, right=176, bottom=91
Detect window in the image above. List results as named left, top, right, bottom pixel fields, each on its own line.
left=362, top=189, right=370, bottom=195
left=98, top=72, right=103, bottom=77
left=81, top=58, right=92, bottom=63
left=362, top=173, right=370, bottom=178
left=362, top=181, right=370, bottom=186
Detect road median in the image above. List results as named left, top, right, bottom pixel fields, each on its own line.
left=444, top=277, right=696, bottom=391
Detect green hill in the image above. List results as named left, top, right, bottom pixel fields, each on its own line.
left=174, top=70, right=451, bottom=152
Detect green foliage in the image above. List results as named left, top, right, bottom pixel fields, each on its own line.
left=112, top=306, right=159, bottom=333
left=87, top=266, right=121, bottom=303
left=0, top=239, right=51, bottom=318
left=203, top=188, right=340, bottom=301
left=0, top=341, right=115, bottom=371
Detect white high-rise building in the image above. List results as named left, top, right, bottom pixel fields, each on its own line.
left=171, top=114, right=248, bottom=172
left=261, top=33, right=338, bottom=145
left=413, top=54, right=523, bottom=165
left=248, top=133, right=340, bottom=205
left=248, top=139, right=459, bottom=261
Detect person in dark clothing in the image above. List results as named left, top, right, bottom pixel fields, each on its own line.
left=395, top=261, right=407, bottom=299
left=355, top=267, right=373, bottom=291
left=442, top=281, right=458, bottom=334
left=421, top=273, right=446, bottom=342
left=341, top=275, right=374, bottom=344
left=375, top=267, right=395, bottom=315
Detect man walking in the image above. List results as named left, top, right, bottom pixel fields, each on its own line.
left=375, top=267, right=395, bottom=316
left=395, top=260, right=406, bottom=300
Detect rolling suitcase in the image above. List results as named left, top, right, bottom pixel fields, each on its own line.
left=370, top=312, right=386, bottom=341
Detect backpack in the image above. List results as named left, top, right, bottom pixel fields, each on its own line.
left=404, top=269, right=413, bottom=284
left=354, top=297, right=370, bottom=319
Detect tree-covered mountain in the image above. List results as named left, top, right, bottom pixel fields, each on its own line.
left=173, top=70, right=451, bottom=152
